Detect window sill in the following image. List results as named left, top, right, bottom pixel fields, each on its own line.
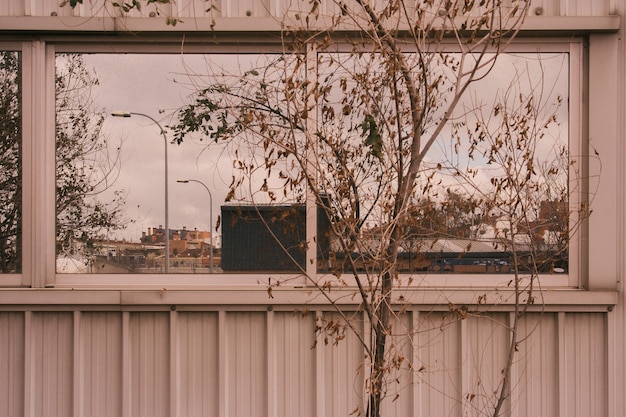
left=0, top=287, right=616, bottom=312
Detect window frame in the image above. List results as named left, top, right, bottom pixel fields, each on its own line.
left=13, top=36, right=594, bottom=290
left=311, top=40, right=584, bottom=289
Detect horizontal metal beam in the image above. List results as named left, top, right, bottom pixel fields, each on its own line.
left=0, top=288, right=617, bottom=311
left=0, top=15, right=620, bottom=34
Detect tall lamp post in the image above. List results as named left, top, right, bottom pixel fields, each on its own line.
left=177, top=179, right=214, bottom=273
left=112, top=111, right=170, bottom=273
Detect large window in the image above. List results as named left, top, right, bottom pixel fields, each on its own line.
left=55, top=51, right=302, bottom=275
left=315, top=47, right=573, bottom=277
left=53, top=42, right=581, bottom=286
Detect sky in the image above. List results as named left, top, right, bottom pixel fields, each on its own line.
left=59, top=49, right=570, bottom=245
left=76, top=53, right=251, bottom=243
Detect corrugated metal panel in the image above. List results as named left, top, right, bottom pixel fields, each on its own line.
left=30, top=312, right=74, bottom=417
left=382, top=312, right=414, bottom=417
left=273, top=311, right=316, bottom=417
left=0, top=309, right=614, bottom=417
left=563, top=313, right=607, bottom=417
left=513, top=313, right=559, bottom=417
left=0, top=0, right=25, bottom=16
left=226, top=312, right=267, bottom=417
left=80, top=312, right=123, bottom=417
left=0, top=312, right=24, bottom=417
left=25, top=0, right=109, bottom=17
left=561, top=0, right=611, bottom=15
left=530, top=0, right=561, bottom=16
left=463, top=313, right=510, bottom=417
left=220, top=0, right=270, bottom=18
left=416, top=312, right=463, bottom=417
left=321, top=312, right=365, bottom=417
left=177, top=312, right=220, bottom=417
left=129, top=312, right=170, bottom=417
left=121, top=1, right=172, bottom=18
left=0, top=0, right=616, bottom=17
left=175, top=0, right=222, bottom=18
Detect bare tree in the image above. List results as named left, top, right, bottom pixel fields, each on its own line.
left=0, top=51, right=21, bottom=273
left=0, top=51, right=127, bottom=272
left=60, top=1, right=592, bottom=417
left=169, top=3, right=537, bottom=416
left=448, top=62, right=581, bottom=416
left=55, top=54, right=126, bottom=262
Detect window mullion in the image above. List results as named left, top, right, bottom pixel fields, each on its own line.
left=21, top=40, right=56, bottom=288
left=305, top=41, right=318, bottom=282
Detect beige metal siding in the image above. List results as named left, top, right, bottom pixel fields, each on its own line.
left=0, top=0, right=616, bottom=17
left=562, top=313, right=608, bottom=417
left=0, top=1, right=622, bottom=416
left=0, top=312, right=24, bottom=417
left=463, top=313, right=511, bottom=417
left=29, top=312, right=73, bottom=417
left=0, top=309, right=615, bottom=417
left=81, top=312, right=123, bottom=417
left=514, top=314, right=559, bottom=417
left=226, top=312, right=268, bottom=417
left=417, top=312, right=463, bottom=417
left=177, top=312, right=219, bottom=417
left=382, top=313, right=413, bottom=417
left=273, top=311, right=316, bottom=417
left=321, top=312, right=365, bottom=417
left=129, top=312, right=170, bottom=417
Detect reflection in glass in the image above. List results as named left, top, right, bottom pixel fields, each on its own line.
left=0, top=51, right=21, bottom=273
left=55, top=50, right=570, bottom=275
left=55, top=53, right=303, bottom=273
left=316, top=51, right=570, bottom=274
left=56, top=54, right=126, bottom=273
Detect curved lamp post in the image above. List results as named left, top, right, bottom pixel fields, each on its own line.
left=177, top=179, right=214, bottom=273
left=112, top=111, right=170, bottom=273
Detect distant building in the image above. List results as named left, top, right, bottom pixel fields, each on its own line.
left=141, top=225, right=212, bottom=255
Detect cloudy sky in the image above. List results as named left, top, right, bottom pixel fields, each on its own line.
left=77, top=53, right=240, bottom=243
left=63, top=49, right=569, bottom=244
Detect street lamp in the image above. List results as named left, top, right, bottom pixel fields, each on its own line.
left=111, top=111, right=170, bottom=273
left=177, top=179, right=214, bottom=273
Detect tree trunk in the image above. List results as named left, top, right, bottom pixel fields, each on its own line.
left=368, top=270, right=392, bottom=417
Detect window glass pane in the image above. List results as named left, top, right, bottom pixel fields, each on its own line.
left=316, top=51, right=570, bottom=275
left=0, top=51, right=21, bottom=273
left=55, top=52, right=305, bottom=274
left=54, top=49, right=570, bottom=277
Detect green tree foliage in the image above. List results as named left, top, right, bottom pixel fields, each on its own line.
left=0, top=52, right=21, bottom=273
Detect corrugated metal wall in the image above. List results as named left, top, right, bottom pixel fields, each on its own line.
left=0, top=1, right=622, bottom=416
left=0, top=309, right=609, bottom=417
left=0, top=0, right=616, bottom=18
